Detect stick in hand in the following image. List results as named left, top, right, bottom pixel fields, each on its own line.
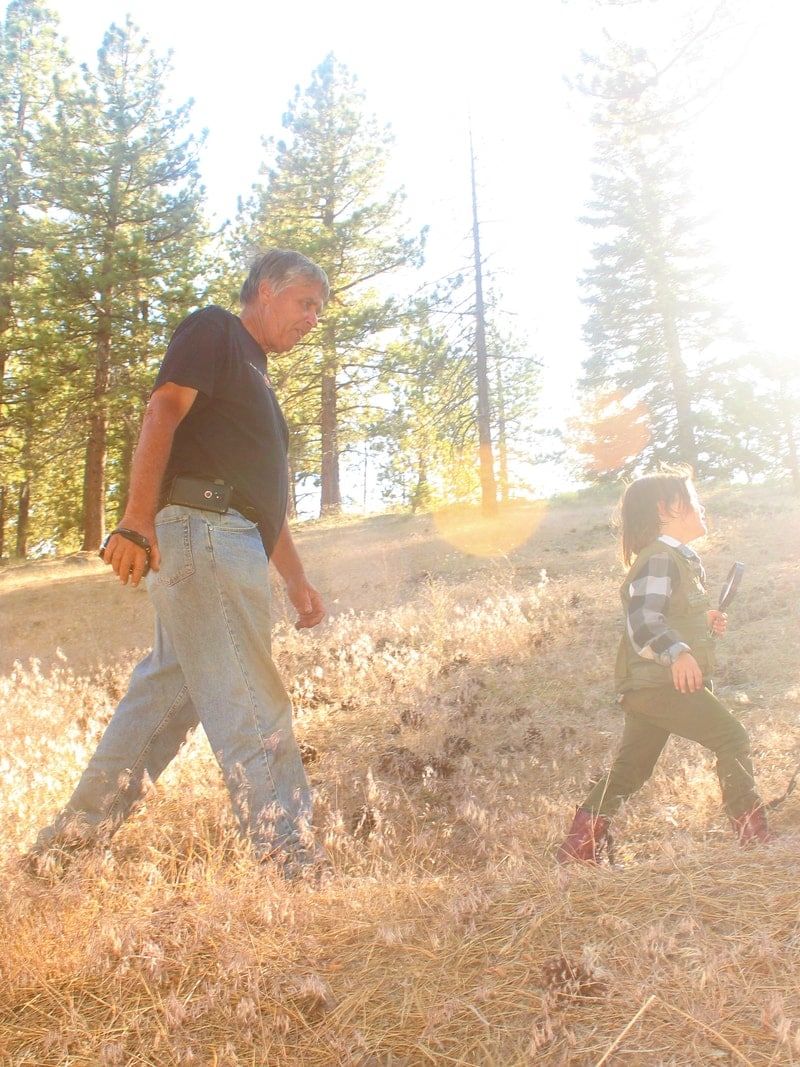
left=718, top=561, right=745, bottom=611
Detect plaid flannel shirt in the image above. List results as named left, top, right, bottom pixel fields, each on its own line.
left=626, top=535, right=706, bottom=666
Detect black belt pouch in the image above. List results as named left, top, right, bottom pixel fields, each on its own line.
left=167, top=474, right=232, bottom=513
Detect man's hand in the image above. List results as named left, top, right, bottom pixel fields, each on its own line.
left=101, top=523, right=161, bottom=587
left=99, top=383, right=197, bottom=588
left=707, top=609, right=727, bottom=637
left=672, top=651, right=703, bottom=694
left=270, top=517, right=323, bottom=628
left=285, top=578, right=325, bottom=630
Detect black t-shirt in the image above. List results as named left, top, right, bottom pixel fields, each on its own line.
left=154, top=305, right=289, bottom=554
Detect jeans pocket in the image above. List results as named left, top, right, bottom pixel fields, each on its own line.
left=155, top=515, right=195, bottom=586
left=209, top=521, right=268, bottom=589
left=217, top=510, right=259, bottom=532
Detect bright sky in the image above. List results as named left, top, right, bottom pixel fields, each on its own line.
left=41, top=0, right=800, bottom=497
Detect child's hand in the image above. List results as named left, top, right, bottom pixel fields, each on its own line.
left=672, top=651, right=704, bottom=693
left=707, top=609, right=728, bottom=637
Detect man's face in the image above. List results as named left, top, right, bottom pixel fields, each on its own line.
left=259, top=280, right=325, bottom=353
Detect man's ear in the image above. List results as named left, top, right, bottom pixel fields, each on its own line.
left=257, top=279, right=274, bottom=305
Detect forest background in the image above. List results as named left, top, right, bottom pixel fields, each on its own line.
left=1, top=0, right=798, bottom=559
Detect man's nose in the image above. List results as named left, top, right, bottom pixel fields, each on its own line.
left=305, top=309, right=319, bottom=329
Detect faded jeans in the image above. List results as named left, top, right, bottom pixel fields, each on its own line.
left=34, top=505, right=312, bottom=859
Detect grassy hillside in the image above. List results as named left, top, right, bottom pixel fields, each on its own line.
left=2, top=485, right=799, bottom=1065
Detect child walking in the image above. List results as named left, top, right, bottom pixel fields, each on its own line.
left=557, top=468, right=770, bottom=864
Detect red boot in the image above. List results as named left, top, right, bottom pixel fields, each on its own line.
left=730, top=804, right=773, bottom=846
left=556, top=807, right=611, bottom=865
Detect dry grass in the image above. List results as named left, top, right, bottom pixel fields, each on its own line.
left=1, top=484, right=800, bottom=1065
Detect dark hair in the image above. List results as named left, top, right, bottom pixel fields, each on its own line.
left=239, top=249, right=330, bottom=306
left=618, top=465, right=694, bottom=565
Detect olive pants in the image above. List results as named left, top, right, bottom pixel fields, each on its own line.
left=582, top=685, right=761, bottom=819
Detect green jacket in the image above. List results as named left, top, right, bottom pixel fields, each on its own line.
left=615, top=539, right=715, bottom=693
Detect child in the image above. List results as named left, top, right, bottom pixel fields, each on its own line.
left=557, top=468, right=770, bottom=864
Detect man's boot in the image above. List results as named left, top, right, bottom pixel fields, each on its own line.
left=730, top=804, right=773, bottom=846
left=556, top=807, right=611, bottom=864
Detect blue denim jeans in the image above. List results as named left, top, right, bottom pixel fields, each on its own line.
left=34, top=505, right=312, bottom=859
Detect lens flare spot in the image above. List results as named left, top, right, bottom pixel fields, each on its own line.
left=432, top=500, right=549, bottom=557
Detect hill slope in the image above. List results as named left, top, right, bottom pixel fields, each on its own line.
left=2, top=485, right=799, bottom=1065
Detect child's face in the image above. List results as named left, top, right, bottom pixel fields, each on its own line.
left=662, top=481, right=708, bottom=543
left=661, top=486, right=712, bottom=546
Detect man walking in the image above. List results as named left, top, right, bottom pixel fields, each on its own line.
left=28, top=250, right=330, bottom=879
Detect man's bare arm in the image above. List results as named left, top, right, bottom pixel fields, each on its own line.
left=270, top=518, right=325, bottom=629
left=102, top=383, right=198, bottom=586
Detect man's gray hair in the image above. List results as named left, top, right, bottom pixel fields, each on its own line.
left=239, top=249, right=330, bottom=306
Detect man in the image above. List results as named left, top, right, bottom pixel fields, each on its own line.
left=27, top=249, right=330, bottom=879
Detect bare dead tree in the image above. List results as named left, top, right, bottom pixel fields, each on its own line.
left=469, top=132, right=498, bottom=515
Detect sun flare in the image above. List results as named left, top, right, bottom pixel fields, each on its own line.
left=432, top=501, right=549, bottom=558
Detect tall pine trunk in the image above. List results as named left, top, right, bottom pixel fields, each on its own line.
left=82, top=323, right=111, bottom=550
left=14, top=420, right=34, bottom=558
left=0, top=96, right=21, bottom=425
left=318, top=184, right=342, bottom=516
left=15, top=478, right=30, bottom=558
left=411, top=452, right=429, bottom=513
left=645, top=179, right=698, bottom=469
left=494, top=358, right=509, bottom=503
left=82, top=160, right=120, bottom=550
left=0, top=484, right=6, bottom=557
left=287, top=454, right=298, bottom=519
left=659, top=297, right=698, bottom=468
left=319, top=334, right=341, bottom=515
left=0, top=84, right=27, bottom=553
left=116, top=415, right=137, bottom=523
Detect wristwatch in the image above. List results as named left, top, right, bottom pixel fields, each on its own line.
left=99, top=527, right=152, bottom=572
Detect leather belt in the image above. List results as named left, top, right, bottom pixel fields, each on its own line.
left=228, top=491, right=260, bottom=524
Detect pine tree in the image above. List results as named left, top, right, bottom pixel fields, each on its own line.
left=375, top=280, right=540, bottom=510
left=45, top=18, right=209, bottom=549
left=374, top=315, right=475, bottom=509
left=0, top=0, right=69, bottom=556
left=708, top=353, right=800, bottom=491
left=231, top=54, right=425, bottom=515
left=578, top=45, right=725, bottom=477
left=486, top=318, right=541, bottom=501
